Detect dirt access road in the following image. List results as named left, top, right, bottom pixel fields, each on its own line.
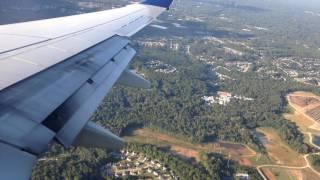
left=256, top=92, right=320, bottom=180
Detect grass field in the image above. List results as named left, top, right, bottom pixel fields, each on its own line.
left=266, top=167, right=301, bottom=180
left=301, top=168, right=320, bottom=180
left=256, top=128, right=306, bottom=166
left=284, top=112, right=314, bottom=132
left=261, top=167, right=320, bottom=180
left=248, top=153, right=272, bottom=166
left=307, top=155, right=320, bottom=173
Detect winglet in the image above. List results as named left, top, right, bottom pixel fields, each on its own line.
left=142, top=0, right=173, bottom=9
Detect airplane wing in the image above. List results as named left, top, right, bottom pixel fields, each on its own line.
left=0, top=0, right=173, bottom=179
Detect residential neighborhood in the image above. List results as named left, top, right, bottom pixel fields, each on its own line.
left=102, top=150, right=178, bottom=179
left=145, top=60, right=177, bottom=74
left=267, top=57, right=320, bottom=86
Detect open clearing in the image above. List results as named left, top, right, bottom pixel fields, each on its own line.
left=257, top=128, right=306, bottom=166
left=261, top=167, right=319, bottom=180
left=301, top=168, right=320, bottom=180
left=123, top=128, right=256, bottom=164
left=284, top=112, right=315, bottom=132
left=262, top=167, right=301, bottom=180
left=287, top=92, right=320, bottom=137
left=261, top=168, right=276, bottom=180
left=123, top=126, right=320, bottom=179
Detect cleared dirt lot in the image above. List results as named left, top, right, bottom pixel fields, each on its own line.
left=288, top=92, right=320, bottom=120
left=289, top=96, right=320, bottom=108
left=287, top=92, right=320, bottom=134
left=306, top=106, right=320, bottom=122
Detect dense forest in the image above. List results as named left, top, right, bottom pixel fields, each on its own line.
left=91, top=46, right=316, bottom=154
left=32, top=145, right=114, bottom=180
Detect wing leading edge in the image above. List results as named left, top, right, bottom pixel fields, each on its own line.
left=0, top=0, right=173, bottom=179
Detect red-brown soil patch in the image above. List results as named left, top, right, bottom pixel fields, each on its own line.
left=238, top=158, right=252, bottom=166
left=170, top=146, right=200, bottom=161
left=290, top=96, right=320, bottom=108
left=261, top=168, right=276, bottom=180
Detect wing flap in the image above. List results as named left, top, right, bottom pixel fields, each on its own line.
left=118, top=69, right=151, bottom=89
left=0, top=36, right=130, bottom=154
left=0, top=142, right=37, bottom=180
left=55, top=45, right=136, bottom=147
left=73, top=122, right=124, bottom=150
left=0, top=1, right=173, bottom=179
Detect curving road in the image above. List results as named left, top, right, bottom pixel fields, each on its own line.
left=256, top=153, right=320, bottom=180
left=256, top=94, right=320, bottom=180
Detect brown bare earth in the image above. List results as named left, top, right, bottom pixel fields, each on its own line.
left=261, top=168, right=276, bottom=180
left=288, top=92, right=320, bottom=113
left=301, top=168, right=320, bottom=180
left=288, top=169, right=303, bottom=180
left=170, top=146, right=200, bottom=161
left=287, top=92, right=320, bottom=134
left=284, top=112, right=314, bottom=132
left=124, top=128, right=256, bottom=164
left=238, top=158, right=252, bottom=166
left=306, top=106, right=320, bottom=122
left=289, top=96, right=320, bottom=108
left=257, top=128, right=306, bottom=166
